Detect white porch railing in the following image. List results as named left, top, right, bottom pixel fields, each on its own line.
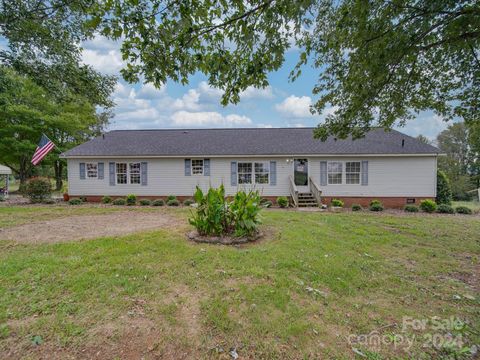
left=289, top=175, right=299, bottom=207
left=309, top=176, right=322, bottom=206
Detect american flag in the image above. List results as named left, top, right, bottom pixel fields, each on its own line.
left=31, top=134, right=55, bottom=166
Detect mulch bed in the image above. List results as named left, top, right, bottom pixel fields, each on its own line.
left=187, top=231, right=263, bottom=245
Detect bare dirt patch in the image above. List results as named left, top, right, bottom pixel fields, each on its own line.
left=0, top=210, right=184, bottom=244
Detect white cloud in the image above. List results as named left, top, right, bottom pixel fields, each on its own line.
left=172, top=89, right=202, bottom=111
left=197, top=81, right=223, bottom=100
left=136, top=83, right=166, bottom=99
left=171, top=111, right=252, bottom=127
left=82, top=48, right=124, bottom=74
left=397, top=113, right=450, bottom=140
left=275, top=95, right=313, bottom=118
left=240, top=86, right=274, bottom=100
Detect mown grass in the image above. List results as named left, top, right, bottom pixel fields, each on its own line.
left=0, top=207, right=479, bottom=359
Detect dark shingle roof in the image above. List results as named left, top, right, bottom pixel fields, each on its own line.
left=62, top=128, right=440, bottom=157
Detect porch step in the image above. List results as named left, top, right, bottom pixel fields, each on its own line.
left=297, top=192, right=318, bottom=207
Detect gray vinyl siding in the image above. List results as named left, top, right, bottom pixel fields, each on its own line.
left=67, top=156, right=436, bottom=197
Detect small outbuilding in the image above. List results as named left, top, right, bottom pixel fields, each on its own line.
left=0, top=165, right=12, bottom=199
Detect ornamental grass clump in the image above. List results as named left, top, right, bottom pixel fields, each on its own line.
left=188, top=185, right=262, bottom=238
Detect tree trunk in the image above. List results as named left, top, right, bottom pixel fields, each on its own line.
left=54, top=161, right=64, bottom=191
left=18, top=157, right=30, bottom=184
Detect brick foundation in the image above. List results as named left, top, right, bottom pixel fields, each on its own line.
left=321, top=196, right=434, bottom=209
left=69, top=195, right=432, bottom=209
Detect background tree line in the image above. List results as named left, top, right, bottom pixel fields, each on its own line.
left=419, top=122, right=480, bottom=200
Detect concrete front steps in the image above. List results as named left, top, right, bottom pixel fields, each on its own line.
left=298, top=192, right=319, bottom=207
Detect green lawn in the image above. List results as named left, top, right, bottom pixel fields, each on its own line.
left=0, top=206, right=479, bottom=359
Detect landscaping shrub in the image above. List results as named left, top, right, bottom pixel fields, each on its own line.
left=188, top=185, right=262, bottom=237
left=167, top=199, right=180, bottom=206
left=79, top=196, right=87, bottom=203
left=126, top=194, right=137, bottom=206
left=404, top=205, right=419, bottom=213
left=276, top=196, right=289, bottom=208
left=369, top=200, right=384, bottom=212
left=69, top=198, right=82, bottom=205
left=102, top=196, right=112, bottom=204
left=113, top=198, right=126, bottom=206
left=152, top=199, right=165, bottom=206
left=331, top=199, right=344, bottom=207
left=455, top=206, right=473, bottom=215
left=183, top=199, right=194, bottom=206
left=436, top=170, right=452, bottom=205
left=43, top=199, right=56, bottom=204
left=437, top=204, right=454, bottom=214
left=420, top=199, right=437, bottom=213
left=139, top=199, right=152, bottom=206
left=0, top=195, right=5, bottom=202
left=262, top=200, right=273, bottom=208
left=351, top=204, right=362, bottom=211
left=167, top=195, right=177, bottom=201
left=24, top=177, right=52, bottom=203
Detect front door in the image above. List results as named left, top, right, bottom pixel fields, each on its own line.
left=294, top=159, right=309, bottom=192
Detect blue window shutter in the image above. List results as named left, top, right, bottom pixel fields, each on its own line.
left=98, top=162, right=104, bottom=180
left=204, top=159, right=210, bottom=176
left=109, top=162, right=115, bottom=186
left=141, top=162, right=148, bottom=186
left=185, top=159, right=191, bottom=176
left=361, top=161, right=369, bottom=186
left=231, top=161, right=237, bottom=186
left=270, top=161, right=276, bottom=185
left=79, top=163, right=85, bottom=180
left=320, top=161, right=327, bottom=186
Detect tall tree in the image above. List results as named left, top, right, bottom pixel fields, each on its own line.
left=1, top=0, right=478, bottom=139
left=0, top=67, right=108, bottom=187
left=437, top=122, right=478, bottom=199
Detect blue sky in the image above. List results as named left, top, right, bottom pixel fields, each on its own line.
left=3, top=34, right=451, bottom=140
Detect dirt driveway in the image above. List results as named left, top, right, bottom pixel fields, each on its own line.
left=0, top=210, right=183, bottom=244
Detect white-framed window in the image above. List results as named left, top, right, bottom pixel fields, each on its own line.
left=327, top=162, right=343, bottom=184
left=346, top=161, right=361, bottom=184
left=116, top=162, right=141, bottom=185
left=130, top=162, right=141, bottom=184
left=238, top=162, right=253, bottom=184
left=254, top=162, right=270, bottom=184
left=191, top=159, right=204, bottom=175
left=238, top=162, right=270, bottom=185
left=86, top=163, right=98, bottom=178
left=116, top=163, right=128, bottom=184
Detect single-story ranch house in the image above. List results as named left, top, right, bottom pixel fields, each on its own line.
left=62, top=128, right=441, bottom=208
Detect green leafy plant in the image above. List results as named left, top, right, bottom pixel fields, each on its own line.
left=126, top=194, right=137, bottom=206
left=167, top=199, right=180, bottom=206
left=276, top=196, right=289, bottom=208
left=455, top=206, right=472, bottom=215
left=189, top=185, right=262, bottom=238
left=262, top=200, right=273, bottom=208
left=79, top=196, right=87, bottom=202
left=331, top=199, right=344, bottom=207
left=102, top=196, right=112, bottom=204
left=183, top=199, right=194, bottom=206
left=369, top=200, right=384, bottom=212
left=152, top=199, right=165, bottom=206
left=167, top=195, right=177, bottom=201
left=436, top=170, right=452, bottom=205
left=420, top=199, right=437, bottom=213
left=113, top=198, right=126, bottom=206
left=43, top=199, right=55, bottom=204
left=0, top=195, right=5, bottom=202
left=437, top=204, right=454, bottom=214
left=69, top=198, right=82, bottom=205
left=351, top=204, right=362, bottom=211
left=24, top=177, right=52, bottom=203
left=139, top=199, right=151, bottom=206
left=404, top=205, right=419, bottom=213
